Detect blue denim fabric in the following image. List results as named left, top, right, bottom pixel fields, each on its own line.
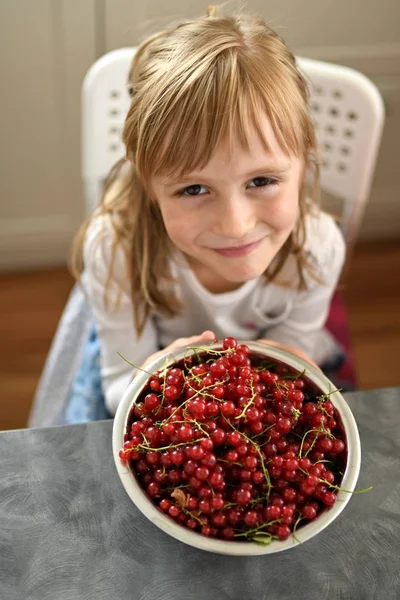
left=63, top=323, right=110, bottom=424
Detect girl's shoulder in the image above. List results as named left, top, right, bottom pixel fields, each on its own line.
left=83, top=211, right=127, bottom=290
left=303, top=208, right=346, bottom=276
left=83, top=167, right=131, bottom=269
left=84, top=212, right=116, bottom=259
left=274, top=209, right=346, bottom=289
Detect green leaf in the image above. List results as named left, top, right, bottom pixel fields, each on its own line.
left=251, top=533, right=273, bottom=546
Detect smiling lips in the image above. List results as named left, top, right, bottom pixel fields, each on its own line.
left=213, top=239, right=264, bottom=258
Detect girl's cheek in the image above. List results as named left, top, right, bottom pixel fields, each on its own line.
left=262, top=198, right=298, bottom=230
left=158, top=204, right=181, bottom=230
left=161, top=210, right=199, bottom=245
left=162, top=201, right=207, bottom=232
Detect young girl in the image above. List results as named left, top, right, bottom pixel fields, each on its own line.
left=70, top=7, right=345, bottom=420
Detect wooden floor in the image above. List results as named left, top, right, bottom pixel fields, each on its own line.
left=1, top=241, right=400, bottom=431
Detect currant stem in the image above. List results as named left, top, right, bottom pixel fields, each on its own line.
left=221, top=414, right=272, bottom=497
left=117, top=352, right=155, bottom=377
left=292, top=515, right=303, bottom=544
left=234, top=518, right=282, bottom=538
left=138, top=438, right=208, bottom=453
left=320, top=479, right=373, bottom=494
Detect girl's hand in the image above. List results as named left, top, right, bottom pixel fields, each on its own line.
left=141, top=330, right=216, bottom=370
left=256, top=338, right=319, bottom=369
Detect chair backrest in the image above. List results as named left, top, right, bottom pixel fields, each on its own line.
left=82, top=48, right=136, bottom=213
left=296, top=57, right=384, bottom=251
left=82, top=48, right=384, bottom=250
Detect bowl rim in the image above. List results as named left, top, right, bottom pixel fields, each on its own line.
left=112, top=341, right=361, bottom=556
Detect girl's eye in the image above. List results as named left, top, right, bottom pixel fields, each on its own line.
left=247, top=177, right=278, bottom=188
left=178, top=184, right=207, bottom=196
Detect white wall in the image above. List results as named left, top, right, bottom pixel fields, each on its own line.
left=0, top=0, right=96, bottom=269
left=0, top=0, right=399, bottom=269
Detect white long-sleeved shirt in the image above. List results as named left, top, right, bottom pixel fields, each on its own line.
left=82, top=209, right=345, bottom=415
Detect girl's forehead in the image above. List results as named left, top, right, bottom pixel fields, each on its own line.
left=178, top=149, right=291, bottom=182
left=208, top=117, right=289, bottom=162
left=155, top=113, right=295, bottom=182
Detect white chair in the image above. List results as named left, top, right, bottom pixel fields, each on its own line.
left=297, top=57, right=384, bottom=255
left=82, top=48, right=137, bottom=216
left=82, top=49, right=384, bottom=255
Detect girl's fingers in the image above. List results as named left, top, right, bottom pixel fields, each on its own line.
left=167, top=330, right=215, bottom=351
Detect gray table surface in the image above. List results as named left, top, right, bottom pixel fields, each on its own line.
left=1, top=388, right=399, bottom=600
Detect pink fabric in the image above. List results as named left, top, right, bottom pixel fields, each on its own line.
left=325, top=291, right=357, bottom=388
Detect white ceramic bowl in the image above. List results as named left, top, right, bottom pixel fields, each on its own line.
left=113, top=341, right=361, bottom=556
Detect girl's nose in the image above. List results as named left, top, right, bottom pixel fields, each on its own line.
left=212, top=193, right=257, bottom=241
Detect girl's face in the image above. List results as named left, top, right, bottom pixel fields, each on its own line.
left=151, top=114, right=303, bottom=293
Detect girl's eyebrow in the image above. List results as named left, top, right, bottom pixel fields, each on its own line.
left=162, top=162, right=292, bottom=187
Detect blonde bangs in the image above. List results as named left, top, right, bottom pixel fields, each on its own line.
left=132, top=42, right=311, bottom=185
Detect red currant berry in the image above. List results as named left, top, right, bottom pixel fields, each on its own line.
left=276, top=525, right=291, bottom=540
left=236, top=488, right=252, bottom=505
left=331, top=439, right=345, bottom=454
left=177, top=424, right=194, bottom=443
left=210, top=429, right=226, bottom=445
left=223, top=337, right=237, bottom=350
left=321, top=491, right=337, bottom=506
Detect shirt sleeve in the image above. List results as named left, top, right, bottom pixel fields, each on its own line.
left=82, top=215, right=159, bottom=415
left=265, top=215, right=346, bottom=364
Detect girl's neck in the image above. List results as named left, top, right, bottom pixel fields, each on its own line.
left=186, top=256, right=246, bottom=294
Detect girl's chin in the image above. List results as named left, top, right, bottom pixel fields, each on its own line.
left=212, top=261, right=270, bottom=284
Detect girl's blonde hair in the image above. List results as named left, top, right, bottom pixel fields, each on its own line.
left=71, top=7, right=320, bottom=336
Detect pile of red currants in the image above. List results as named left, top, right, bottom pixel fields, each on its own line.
left=119, top=338, right=347, bottom=544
